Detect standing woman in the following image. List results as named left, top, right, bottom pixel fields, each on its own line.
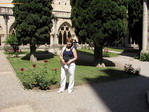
left=57, top=38, right=78, bottom=94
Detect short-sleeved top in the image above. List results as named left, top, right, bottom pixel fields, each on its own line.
left=63, top=47, right=74, bottom=60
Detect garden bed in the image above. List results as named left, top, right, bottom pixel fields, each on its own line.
left=7, top=51, right=136, bottom=91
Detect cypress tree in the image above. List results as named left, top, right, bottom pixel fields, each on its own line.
left=13, top=0, right=53, bottom=61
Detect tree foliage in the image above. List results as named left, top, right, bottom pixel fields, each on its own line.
left=128, top=0, right=143, bottom=50
left=71, top=0, right=128, bottom=65
left=5, top=34, right=18, bottom=46
left=71, top=0, right=91, bottom=43
left=12, top=0, right=53, bottom=61
left=4, top=34, right=19, bottom=52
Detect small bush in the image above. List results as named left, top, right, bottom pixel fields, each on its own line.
left=3, top=45, right=11, bottom=52
left=20, top=68, right=36, bottom=89
left=124, top=64, right=141, bottom=75
left=5, top=47, right=21, bottom=57
left=103, top=48, right=110, bottom=57
left=140, top=53, right=149, bottom=61
left=19, top=60, right=57, bottom=90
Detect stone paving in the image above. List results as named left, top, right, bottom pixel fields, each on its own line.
left=0, top=50, right=149, bottom=112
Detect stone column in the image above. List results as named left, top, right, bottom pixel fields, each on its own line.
left=3, top=15, right=9, bottom=37
left=50, top=34, right=54, bottom=47
left=142, top=0, right=148, bottom=52
left=53, top=18, right=58, bottom=46
left=66, top=31, right=68, bottom=39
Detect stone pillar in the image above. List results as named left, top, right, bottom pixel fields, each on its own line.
left=3, top=15, right=9, bottom=37
left=142, top=0, right=148, bottom=52
left=50, top=34, right=54, bottom=46
left=66, top=30, right=68, bottom=39
left=53, top=18, right=58, bottom=46
left=56, top=34, right=58, bottom=44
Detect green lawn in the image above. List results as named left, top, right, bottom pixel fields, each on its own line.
left=108, top=47, right=124, bottom=52
left=78, top=49, right=94, bottom=54
left=108, top=47, right=140, bottom=54
left=78, top=48, right=119, bottom=57
left=8, top=52, right=135, bottom=90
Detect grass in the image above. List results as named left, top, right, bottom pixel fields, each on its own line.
left=4, top=50, right=29, bottom=55
left=78, top=48, right=119, bottom=57
left=7, top=51, right=136, bottom=89
left=78, top=47, right=139, bottom=58
left=78, top=48, right=94, bottom=54
left=108, top=47, right=124, bottom=52
left=108, top=47, right=140, bottom=53
left=8, top=55, right=61, bottom=83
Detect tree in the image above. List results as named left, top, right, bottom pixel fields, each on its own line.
left=128, top=0, right=143, bottom=51
left=12, top=0, right=53, bottom=62
left=4, top=34, right=19, bottom=52
left=71, top=0, right=128, bottom=66
left=70, top=0, right=91, bottom=44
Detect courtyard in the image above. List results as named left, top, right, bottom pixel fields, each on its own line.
left=0, top=48, right=149, bottom=112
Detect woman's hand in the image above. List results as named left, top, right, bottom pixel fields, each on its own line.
left=62, top=60, right=66, bottom=65
left=66, top=60, right=71, bottom=65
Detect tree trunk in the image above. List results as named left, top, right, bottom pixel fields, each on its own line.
left=94, top=45, right=105, bottom=67
left=30, top=44, right=37, bottom=62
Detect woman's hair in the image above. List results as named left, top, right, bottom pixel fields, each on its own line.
left=66, top=37, right=73, bottom=43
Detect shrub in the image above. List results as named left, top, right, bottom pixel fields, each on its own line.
left=51, top=68, right=57, bottom=84
left=6, top=47, right=21, bottom=57
left=4, top=34, right=19, bottom=52
left=103, top=47, right=110, bottom=57
left=140, top=53, right=149, bottom=61
left=3, top=45, right=11, bottom=52
left=20, top=68, right=36, bottom=89
left=124, top=64, right=141, bottom=75
left=19, top=60, right=57, bottom=90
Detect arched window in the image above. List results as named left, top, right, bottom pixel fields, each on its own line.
left=58, top=22, right=77, bottom=45
left=58, top=31, right=62, bottom=44
left=68, top=31, right=71, bottom=38
left=63, top=31, right=66, bottom=44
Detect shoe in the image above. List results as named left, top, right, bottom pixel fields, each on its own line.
left=57, top=90, right=64, bottom=93
left=68, top=90, right=73, bottom=94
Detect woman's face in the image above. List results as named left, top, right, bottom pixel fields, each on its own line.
left=66, top=41, right=72, bottom=48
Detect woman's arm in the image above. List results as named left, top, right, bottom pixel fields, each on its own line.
left=66, top=48, right=78, bottom=64
left=59, top=47, right=66, bottom=65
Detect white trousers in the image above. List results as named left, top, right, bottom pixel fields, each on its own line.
left=59, top=62, right=76, bottom=92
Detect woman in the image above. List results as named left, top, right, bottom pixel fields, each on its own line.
left=57, top=38, right=78, bottom=94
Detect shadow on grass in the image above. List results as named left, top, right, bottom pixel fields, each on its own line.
left=120, top=49, right=140, bottom=57
left=84, top=68, right=149, bottom=112
left=76, top=51, right=116, bottom=67
left=84, top=68, right=137, bottom=84
left=110, top=47, right=140, bottom=57
left=76, top=51, right=93, bottom=66
left=21, top=51, right=55, bottom=60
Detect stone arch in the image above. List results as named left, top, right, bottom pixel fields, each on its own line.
left=9, top=22, right=15, bottom=34
left=0, top=24, right=4, bottom=35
